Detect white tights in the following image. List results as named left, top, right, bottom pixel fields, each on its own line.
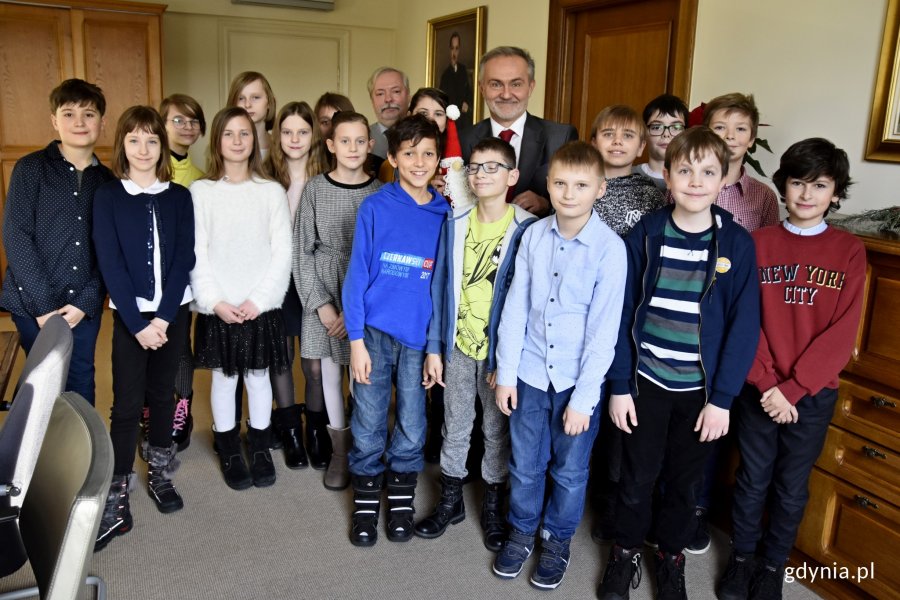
left=321, top=356, right=345, bottom=428
left=211, top=369, right=271, bottom=432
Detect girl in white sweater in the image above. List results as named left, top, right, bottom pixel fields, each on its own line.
left=190, top=106, right=291, bottom=490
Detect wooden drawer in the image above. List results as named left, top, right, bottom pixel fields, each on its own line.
left=834, top=379, right=900, bottom=454
left=817, top=425, right=900, bottom=505
left=796, top=468, right=900, bottom=600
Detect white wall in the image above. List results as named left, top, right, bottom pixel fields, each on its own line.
left=690, top=0, right=898, bottom=212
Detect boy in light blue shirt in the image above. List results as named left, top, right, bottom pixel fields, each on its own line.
left=492, top=141, right=626, bottom=590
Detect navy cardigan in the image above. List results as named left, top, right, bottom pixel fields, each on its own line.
left=92, top=180, right=195, bottom=335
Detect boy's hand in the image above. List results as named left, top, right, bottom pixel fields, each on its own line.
left=495, top=384, right=517, bottom=416
left=57, top=304, right=85, bottom=328
left=694, top=404, right=730, bottom=442
left=486, top=371, right=497, bottom=389
left=237, top=300, right=260, bottom=320
left=761, top=386, right=797, bottom=424
left=512, top=191, right=549, bottom=216
left=350, top=339, right=372, bottom=385
left=326, top=313, right=347, bottom=339
left=135, top=324, right=166, bottom=350
left=609, top=393, right=637, bottom=434
left=563, top=406, right=590, bottom=436
left=36, top=311, right=57, bottom=328
left=431, top=174, right=446, bottom=195
left=422, top=353, right=444, bottom=389
left=214, top=302, right=244, bottom=324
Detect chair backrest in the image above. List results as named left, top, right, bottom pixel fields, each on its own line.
left=18, top=391, right=113, bottom=600
left=0, top=314, right=73, bottom=508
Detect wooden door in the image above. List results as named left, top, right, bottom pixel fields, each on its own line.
left=546, top=0, right=697, bottom=139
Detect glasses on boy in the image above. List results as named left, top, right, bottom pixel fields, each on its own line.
left=169, top=116, right=201, bottom=130
left=465, top=161, right=514, bottom=175
left=647, top=123, right=685, bottom=137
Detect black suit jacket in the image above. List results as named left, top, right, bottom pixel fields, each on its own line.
left=460, top=112, right=578, bottom=199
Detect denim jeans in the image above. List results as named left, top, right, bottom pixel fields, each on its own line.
left=348, top=326, right=426, bottom=477
left=508, top=379, right=601, bottom=540
left=12, top=311, right=102, bottom=406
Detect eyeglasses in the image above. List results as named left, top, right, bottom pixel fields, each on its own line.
left=647, top=123, right=685, bottom=137
left=465, top=161, right=513, bottom=175
left=170, top=117, right=201, bottom=130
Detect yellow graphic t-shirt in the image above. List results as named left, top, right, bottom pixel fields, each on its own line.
left=456, top=206, right=514, bottom=360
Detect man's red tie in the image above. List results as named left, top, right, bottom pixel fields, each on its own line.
left=498, top=129, right=515, bottom=202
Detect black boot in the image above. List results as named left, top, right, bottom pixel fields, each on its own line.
left=386, top=470, right=418, bottom=542
left=94, top=474, right=133, bottom=552
left=246, top=425, right=276, bottom=487
left=481, top=481, right=507, bottom=552
left=146, top=443, right=184, bottom=513
left=273, top=405, right=308, bottom=470
left=305, top=408, right=332, bottom=470
left=598, top=544, right=643, bottom=600
left=213, top=426, right=252, bottom=490
left=350, top=473, right=383, bottom=547
left=414, top=473, right=465, bottom=538
left=171, top=393, right=194, bottom=452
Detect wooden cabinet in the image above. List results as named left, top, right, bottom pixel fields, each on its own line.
left=792, top=231, right=900, bottom=600
left=0, top=0, right=165, bottom=293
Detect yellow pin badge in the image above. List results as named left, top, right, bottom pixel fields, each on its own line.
left=715, top=257, right=732, bottom=274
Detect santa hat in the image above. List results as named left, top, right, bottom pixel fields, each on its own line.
left=444, top=104, right=462, bottom=159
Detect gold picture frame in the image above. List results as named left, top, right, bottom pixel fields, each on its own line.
left=425, top=6, right=486, bottom=128
left=866, top=0, right=900, bottom=161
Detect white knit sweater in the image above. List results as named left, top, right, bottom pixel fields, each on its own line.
left=189, top=177, right=291, bottom=315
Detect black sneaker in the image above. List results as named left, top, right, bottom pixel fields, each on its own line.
left=529, top=533, right=570, bottom=590
left=749, top=561, right=784, bottom=600
left=492, top=529, right=534, bottom=579
left=597, top=544, right=642, bottom=600
left=685, top=506, right=711, bottom=554
left=717, top=550, right=755, bottom=600
left=655, top=550, right=687, bottom=600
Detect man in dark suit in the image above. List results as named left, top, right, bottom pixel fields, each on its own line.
left=439, top=32, right=473, bottom=129
left=461, top=46, right=578, bottom=216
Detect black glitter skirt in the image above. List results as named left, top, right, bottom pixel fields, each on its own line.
left=194, top=309, right=290, bottom=377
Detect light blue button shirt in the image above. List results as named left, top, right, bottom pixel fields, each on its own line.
left=496, top=212, right=627, bottom=415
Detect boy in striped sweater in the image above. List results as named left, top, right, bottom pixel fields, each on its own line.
left=599, top=127, right=760, bottom=600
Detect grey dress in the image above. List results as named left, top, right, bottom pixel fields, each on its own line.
left=293, top=173, right=381, bottom=363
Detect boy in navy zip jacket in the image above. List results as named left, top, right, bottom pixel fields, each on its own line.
left=414, top=138, right=537, bottom=551
left=599, top=127, right=760, bottom=600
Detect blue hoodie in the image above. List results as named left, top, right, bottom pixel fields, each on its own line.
left=343, top=182, right=450, bottom=350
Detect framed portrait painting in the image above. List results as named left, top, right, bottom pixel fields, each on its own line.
left=866, top=0, right=900, bottom=161
left=425, top=6, right=486, bottom=130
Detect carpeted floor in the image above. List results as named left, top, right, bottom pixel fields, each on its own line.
left=0, top=313, right=823, bottom=599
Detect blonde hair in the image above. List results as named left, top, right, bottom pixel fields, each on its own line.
left=226, top=71, right=276, bottom=131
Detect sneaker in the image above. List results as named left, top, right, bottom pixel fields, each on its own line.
left=717, top=550, right=755, bottom=600
left=597, top=544, right=642, bottom=600
left=685, top=506, right=711, bottom=554
left=529, top=533, right=570, bottom=590
left=655, top=550, right=687, bottom=600
left=749, top=561, right=784, bottom=600
left=492, top=529, right=534, bottom=579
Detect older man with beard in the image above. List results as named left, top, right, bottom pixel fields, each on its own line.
left=461, top=46, right=577, bottom=216
left=367, top=67, right=411, bottom=159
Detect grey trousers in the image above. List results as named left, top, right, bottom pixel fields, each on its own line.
left=440, top=345, right=510, bottom=483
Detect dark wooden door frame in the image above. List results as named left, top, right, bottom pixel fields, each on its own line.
left=544, top=0, right=698, bottom=124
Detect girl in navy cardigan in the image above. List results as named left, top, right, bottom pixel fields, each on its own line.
left=92, top=106, right=195, bottom=552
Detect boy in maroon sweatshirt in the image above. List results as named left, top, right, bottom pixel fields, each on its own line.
left=717, top=138, right=866, bottom=600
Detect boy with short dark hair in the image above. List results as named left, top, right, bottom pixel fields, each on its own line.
left=635, top=94, right=689, bottom=190
left=493, top=141, right=625, bottom=590
left=1, top=79, right=114, bottom=405
left=704, top=92, right=779, bottom=232
left=717, top=138, right=866, bottom=600
left=599, top=127, right=760, bottom=600
left=342, top=114, right=450, bottom=547
left=590, top=105, right=666, bottom=237
left=414, top=137, right=537, bottom=552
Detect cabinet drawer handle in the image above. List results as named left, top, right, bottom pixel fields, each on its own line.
left=862, top=446, right=887, bottom=460
left=871, top=396, right=897, bottom=408
left=854, top=495, right=880, bottom=510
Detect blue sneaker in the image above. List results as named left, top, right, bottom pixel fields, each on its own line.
left=530, top=533, right=571, bottom=590
left=492, top=529, right=534, bottom=579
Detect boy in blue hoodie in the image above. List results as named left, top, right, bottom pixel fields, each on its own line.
left=414, top=138, right=537, bottom=551
left=599, top=127, right=760, bottom=600
left=343, top=114, right=450, bottom=547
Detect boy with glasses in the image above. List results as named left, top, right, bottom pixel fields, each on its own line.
left=635, top=94, right=690, bottom=191
left=416, top=138, right=537, bottom=553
